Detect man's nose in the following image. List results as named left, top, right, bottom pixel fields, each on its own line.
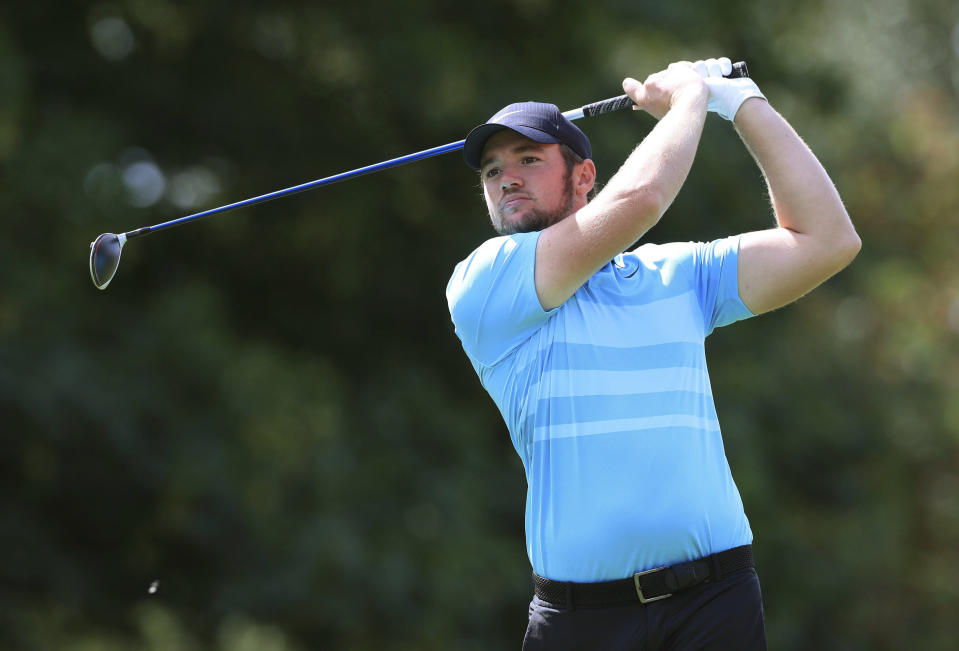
left=500, top=166, right=523, bottom=191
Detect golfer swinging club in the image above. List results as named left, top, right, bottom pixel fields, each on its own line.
left=446, top=57, right=860, bottom=649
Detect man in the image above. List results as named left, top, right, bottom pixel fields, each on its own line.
left=446, top=58, right=860, bottom=649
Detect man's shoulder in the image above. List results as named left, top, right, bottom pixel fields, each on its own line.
left=449, top=232, right=539, bottom=286
left=622, top=240, right=737, bottom=292
left=630, top=240, right=699, bottom=262
left=447, top=231, right=541, bottom=310
left=629, top=238, right=740, bottom=270
left=457, top=232, right=538, bottom=265
left=459, top=234, right=515, bottom=266
left=625, top=241, right=701, bottom=277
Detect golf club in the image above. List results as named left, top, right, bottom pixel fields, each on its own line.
left=89, top=61, right=749, bottom=290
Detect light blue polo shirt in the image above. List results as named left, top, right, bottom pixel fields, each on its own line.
left=446, top=231, right=755, bottom=582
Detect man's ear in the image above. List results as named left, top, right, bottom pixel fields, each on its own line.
left=575, top=159, right=597, bottom=198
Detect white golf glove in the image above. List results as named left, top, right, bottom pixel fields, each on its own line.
left=691, top=57, right=766, bottom=122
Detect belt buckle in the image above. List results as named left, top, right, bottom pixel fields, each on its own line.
left=633, top=567, right=672, bottom=604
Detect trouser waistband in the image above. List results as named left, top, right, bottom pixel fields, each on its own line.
left=532, top=545, right=754, bottom=608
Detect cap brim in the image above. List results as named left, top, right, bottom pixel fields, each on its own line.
left=462, top=123, right=563, bottom=170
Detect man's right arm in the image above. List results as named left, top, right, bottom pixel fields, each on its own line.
left=534, top=63, right=709, bottom=311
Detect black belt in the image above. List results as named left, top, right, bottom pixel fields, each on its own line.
left=532, top=545, right=754, bottom=608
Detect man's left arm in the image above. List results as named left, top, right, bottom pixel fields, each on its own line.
left=732, top=97, right=861, bottom=314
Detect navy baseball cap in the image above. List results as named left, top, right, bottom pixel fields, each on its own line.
left=463, top=101, right=592, bottom=170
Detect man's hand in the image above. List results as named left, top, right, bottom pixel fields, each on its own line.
left=623, top=62, right=708, bottom=120
left=690, top=57, right=767, bottom=122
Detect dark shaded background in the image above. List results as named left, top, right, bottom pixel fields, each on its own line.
left=2, top=1, right=958, bottom=649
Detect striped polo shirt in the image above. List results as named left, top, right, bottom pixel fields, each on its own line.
left=446, top=231, right=755, bottom=582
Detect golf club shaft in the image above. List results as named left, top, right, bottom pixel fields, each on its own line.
left=124, top=140, right=466, bottom=239
left=122, top=61, right=748, bottom=240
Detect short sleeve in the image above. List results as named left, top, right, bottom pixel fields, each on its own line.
left=446, top=232, right=554, bottom=366
left=682, top=235, right=755, bottom=335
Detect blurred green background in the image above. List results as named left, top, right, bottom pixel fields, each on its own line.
left=2, top=0, right=958, bottom=649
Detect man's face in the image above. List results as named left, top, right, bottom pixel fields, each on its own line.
left=479, top=130, right=575, bottom=236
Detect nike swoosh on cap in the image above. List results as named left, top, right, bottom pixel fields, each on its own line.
left=491, top=110, right=524, bottom=123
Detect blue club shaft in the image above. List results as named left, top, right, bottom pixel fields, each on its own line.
left=124, top=139, right=468, bottom=239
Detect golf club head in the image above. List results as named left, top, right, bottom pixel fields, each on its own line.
left=89, top=232, right=126, bottom=290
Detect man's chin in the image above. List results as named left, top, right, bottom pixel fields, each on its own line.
left=494, top=220, right=539, bottom=236
left=493, top=210, right=552, bottom=236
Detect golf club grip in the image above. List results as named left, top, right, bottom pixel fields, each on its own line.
left=581, top=60, right=749, bottom=118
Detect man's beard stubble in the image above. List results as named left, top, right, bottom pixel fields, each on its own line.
left=491, top=170, right=575, bottom=236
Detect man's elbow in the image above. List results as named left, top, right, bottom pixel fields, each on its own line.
left=831, top=222, right=862, bottom=270
left=823, top=223, right=862, bottom=273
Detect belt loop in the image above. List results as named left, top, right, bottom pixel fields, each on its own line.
left=710, top=552, right=724, bottom=582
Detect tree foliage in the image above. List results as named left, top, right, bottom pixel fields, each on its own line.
left=1, top=0, right=958, bottom=648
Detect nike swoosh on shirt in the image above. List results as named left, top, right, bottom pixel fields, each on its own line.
left=613, top=256, right=639, bottom=278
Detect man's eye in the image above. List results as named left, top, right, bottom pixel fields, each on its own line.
left=522, top=157, right=539, bottom=164
left=485, top=167, right=500, bottom=179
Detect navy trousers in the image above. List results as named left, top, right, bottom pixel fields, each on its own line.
left=522, top=568, right=767, bottom=650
